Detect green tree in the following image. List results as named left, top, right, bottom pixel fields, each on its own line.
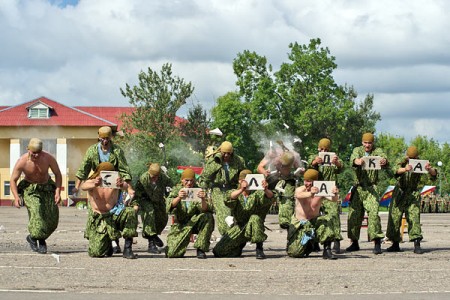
left=180, top=103, right=212, bottom=155
left=118, top=63, right=195, bottom=182
left=210, top=91, right=260, bottom=168
left=232, top=38, right=380, bottom=162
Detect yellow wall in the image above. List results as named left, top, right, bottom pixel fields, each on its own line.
left=0, top=140, right=10, bottom=168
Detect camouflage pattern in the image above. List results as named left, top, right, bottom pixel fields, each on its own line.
left=386, top=157, right=437, bottom=242
left=76, top=143, right=132, bottom=181
left=308, top=153, right=344, bottom=241
left=135, top=171, right=172, bottom=238
left=85, top=207, right=138, bottom=257
left=165, top=184, right=214, bottom=258
left=287, top=213, right=337, bottom=258
left=212, top=190, right=272, bottom=257
left=198, top=154, right=246, bottom=235
left=347, top=146, right=387, bottom=241
left=267, top=173, right=297, bottom=229
left=18, top=179, right=59, bottom=240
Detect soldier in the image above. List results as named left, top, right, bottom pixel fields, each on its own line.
left=10, top=138, right=62, bottom=254
left=347, top=133, right=388, bottom=255
left=198, top=141, right=246, bottom=236
left=261, top=151, right=298, bottom=229
left=386, top=146, right=437, bottom=254
left=213, top=169, right=274, bottom=259
left=135, top=163, right=172, bottom=253
left=73, top=126, right=135, bottom=253
left=73, top=126, right=134, bottom=197
left=309, top=138, right=344, bottom=253
left=80, top=162, right=138, bottom=259
left=165, top=168, right=214, bottom=259
left=287, top=169, right=340, bottom=259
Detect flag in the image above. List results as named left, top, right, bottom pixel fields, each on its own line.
left=379, top=185, right=395, bottom=207
left=176, top=166, right=204, bottom=178
left=420, top=185, right=436, bottom=196
left=341, top=187, right=353, bottom=207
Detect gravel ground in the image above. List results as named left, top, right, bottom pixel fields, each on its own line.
left=0, top=207, right=449, bottom=299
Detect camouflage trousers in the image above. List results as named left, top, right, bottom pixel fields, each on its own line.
left=213, top=214, right=267, bottom=257
left=211, top=187, right=232, bottom=236
left=140, top=200, right=168, bottom=238
left=165, top=212, right=214, bottom=258
left=386, top=189, right=422, bottom=242
left=347, top=186, right=384, bottom=241
left=321, top=199, right=343, bottom=241
left=85, top=207, right=138, bottom=257
left=287, top=214, right=336, bottom=258
left=18, top=180, right=59, bottom=240
left=278, top=197, right=295, bottom=229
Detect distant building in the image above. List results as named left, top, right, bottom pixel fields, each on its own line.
left=0, top=96, right=135, bottom=206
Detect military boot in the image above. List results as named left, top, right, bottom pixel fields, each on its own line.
left=346, top=240, right=360, bottom=252
left=387, top=241, right=402, bottom=252
left=332, top=240, right=341, bottom=254
left=153, top=235, right=164, bottom=247
left=373, top=238, right=382, bottom=255
left=256, top=242, right=266, bottom=259
left=413, top=239, right=424, bottom=254
left=147, top=237, right=160, bottom=254
left=123, top=238, right=137, bottom=259
left=112, top=239, right=121, bottom=254
left=313, top=241, right=321, bottom=252
left=38, top=239, right=47, bottom=254
left=323, top=242, right=337, bottom=260
left=196, top=248, right=207, bottom=259
left=26, top=235, right=38, bottom=252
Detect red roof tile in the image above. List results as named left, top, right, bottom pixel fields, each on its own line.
left=0, top=97, right=120, bottom=127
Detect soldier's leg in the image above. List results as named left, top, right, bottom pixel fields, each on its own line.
left=287, top=220, right=314, bottom=258
left=166, top=224, right=192, bottom=258
left=114, top=207, right=138, bottom=259
left=386, top=197, right=404, bottom=243
left=314, top=215, right=338, bottom=259
left=278, top=198, right=294, bottom=229
left=87, top=214, right=113, bottom=257
left=362, top=189, right=384, bottom=241
left=347, top=190, right=364, bottom=241
left=406, top=196, right=423, bottom=242
left=244, top=215, right=267, bottom=244
left=213, top=225, right=247, bottom=257
left=211, top=189, right=232, bottom=235
left=192, top=212, right=214, bottom=253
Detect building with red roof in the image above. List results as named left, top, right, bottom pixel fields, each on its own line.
left=0, top=96, right=142, bottom=205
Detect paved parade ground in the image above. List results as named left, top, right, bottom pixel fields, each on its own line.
left=1, top=207, right=450, bottom=300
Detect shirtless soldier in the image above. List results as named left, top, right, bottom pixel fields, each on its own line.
left=11, top=138, right=62, bottom=254
left=287, top=169, right=340, bottom=259
left=81, top=162, right=138, bottom=259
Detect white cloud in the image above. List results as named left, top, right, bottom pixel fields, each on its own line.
left=0, top=0, right=449, bottom=144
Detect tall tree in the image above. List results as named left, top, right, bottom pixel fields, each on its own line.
left=232, top=38, right=380, bottom=161
left=180, top=103, right=212, bottom=155
left=210, top=91, right=260, bottom=168
left=118, top=63, right=195, bottom=181
left=120, top=63, right=194, bottom=145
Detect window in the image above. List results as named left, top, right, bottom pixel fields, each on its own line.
left=4, top=181, right=10, bottom=196
left=68, top=181, right=75, bottom=195
left=28, top=107, right=49, bottom=118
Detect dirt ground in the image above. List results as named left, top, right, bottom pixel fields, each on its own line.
left=1, top=207, right=450, bottom=298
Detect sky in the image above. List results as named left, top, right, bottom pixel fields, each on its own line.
left=1, top=0, right=449, bottom=144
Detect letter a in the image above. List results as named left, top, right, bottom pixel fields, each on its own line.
left=413, top=162, right=423, bottom=172
left=319, top=183, right=328, bottom=195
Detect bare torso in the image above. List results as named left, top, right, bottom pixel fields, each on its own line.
left=294, top=186, right=322, bottom=221
left=18, top=151, right=54, bottom=184
left=88, top=187, right=120, bottom=214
